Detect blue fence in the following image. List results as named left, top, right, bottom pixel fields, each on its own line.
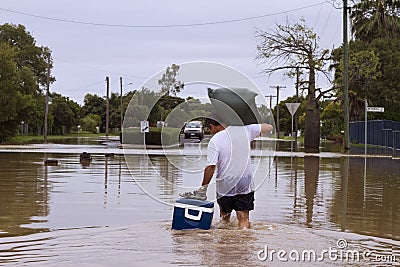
left=350, top=120, right=400, bottom=149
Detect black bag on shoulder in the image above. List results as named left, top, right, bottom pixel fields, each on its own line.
left=208, top=87, right=262, bottom=126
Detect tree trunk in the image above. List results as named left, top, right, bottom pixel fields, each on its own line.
left=304, top=66, right=320, bottom=153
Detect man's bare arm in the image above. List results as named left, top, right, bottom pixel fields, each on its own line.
left=201, top=165, right=215, bottom=186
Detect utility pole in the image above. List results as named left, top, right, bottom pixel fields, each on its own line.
left=265, top=95, right=277, bottom=110
left=265, top=95, right=277, bottom=127
left=120, top=77, right=123, bottom=131
left=270, top=85, right=286, bottom=138
left=295, top=67, right=300, bottom=148
left=44, top=51, right=51, bottom=144
left=343, top=0, right=350, bottom=150
left=105, top=76, right=110, bottom=137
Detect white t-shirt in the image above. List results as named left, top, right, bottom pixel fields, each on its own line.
left=207, top=124, right=261, bottom=197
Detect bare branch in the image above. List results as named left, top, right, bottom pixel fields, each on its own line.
left=255, top=18, right=331, bottom=91
left=316, top=86, right=338, bottom=101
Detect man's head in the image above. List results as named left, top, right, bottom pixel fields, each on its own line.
left=205, top=115, right=224, bottom=134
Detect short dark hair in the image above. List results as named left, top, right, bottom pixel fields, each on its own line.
left=205, top=117, right=221, bottom=128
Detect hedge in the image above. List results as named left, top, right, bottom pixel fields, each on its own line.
left=122, top=127, right=180, bottom=146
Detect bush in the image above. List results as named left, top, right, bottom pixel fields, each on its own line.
left=122, top=127, right=180, bottom=146
left=81, top=114, right=101, bottom=133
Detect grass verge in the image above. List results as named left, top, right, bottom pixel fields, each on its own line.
left=3, top=132, right=119, bottom=145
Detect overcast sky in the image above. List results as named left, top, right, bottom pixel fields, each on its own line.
left=0, top=0, right=343, bottom=105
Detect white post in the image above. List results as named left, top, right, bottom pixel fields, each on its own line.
left=291, top=114, right=294, bottom=153
left=365, top=99, right=368, bottom=156
left=140, top=120, right=149, bottom=148
left=285, top=103, right=300, bottom=154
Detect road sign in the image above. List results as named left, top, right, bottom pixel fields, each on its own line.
left=364, top=101, right=385, bottom=156
left=140, top=121, right=149, bottom=133
left=285, top=103, right=300, bottom=153
left=285, top=103, right=300, bottom=116
left=367, top=107, right=384, bottom=112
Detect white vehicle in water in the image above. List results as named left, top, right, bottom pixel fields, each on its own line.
left=184, top=120, right=204, bottom=140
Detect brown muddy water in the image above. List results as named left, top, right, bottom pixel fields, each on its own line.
left=0, top=142, right=400, bottom=266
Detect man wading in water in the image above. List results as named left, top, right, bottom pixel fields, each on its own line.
left=182, top=115, right=273, bottom=229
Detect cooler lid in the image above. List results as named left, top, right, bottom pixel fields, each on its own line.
left=175, top=198, right=214, bottom=208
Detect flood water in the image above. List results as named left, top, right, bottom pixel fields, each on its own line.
left=0, top=140, right=400, bottom=266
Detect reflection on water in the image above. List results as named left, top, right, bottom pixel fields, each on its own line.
left=0, top=153, right=50, bottom=237
left=0, top=151, right=400, bottom=266
left=331, top=157, right=400, bottom=240
left=264, top=156, right=400, bottom=240
left=304, top=156, right=319, bottom=227
left=275, top=140, right=344, bottom=153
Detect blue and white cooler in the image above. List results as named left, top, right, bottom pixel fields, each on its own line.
left=172, top=198, right=214, bottom=230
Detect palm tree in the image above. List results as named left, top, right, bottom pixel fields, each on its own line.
left=350, top=0, right=400, bottom=42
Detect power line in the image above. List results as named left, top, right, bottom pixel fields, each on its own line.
left=321, top=5, right=334, bottom=37
left=313, top=2, right=324, bottom=28
left=324, top=0, right=343, bottom=9
left=0, top=3, right=327, bottom=28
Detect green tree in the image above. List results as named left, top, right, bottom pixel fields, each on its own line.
left=257, top=105, right=271, bottom=123
left=109, top=92, right=122, bottom=130
left=274, top=96, right=306, bottom=136
left=331, top=42, right=382, bottom=121
left=180, top=97, right=212, bottom=117
left=50, top=93, right=81, bottom=134
left=82, top=94, right=106, bottom=116
left=321, top=101, right=343, bottom=139
left=19, top=93, right=45, bottom=134
left=350, top=0, right=400, bottom=42
left=366, top=38, right=400, bottom=120
left=158, top=64, right=184, bottom=96
left=0, top=23, right=52, bottom=142
left=147, top=95, right=185, bottom=124
left=0, top=43, right=18, bottom=141
left=165, top=108, right=190, bottom=128
left=331, top=38, right=400, bottom=121
left=256, top=18, right=331, bottom=152
left=0, top=23, right=50, bottom=86
left=124, top=105, right=149, bottom=127
left=82, top=93, right=106, bottom=130
left=81, top=114, right=102, bottom=133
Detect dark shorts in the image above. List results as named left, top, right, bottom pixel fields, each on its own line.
left=217, top=191, right=255, bottom=213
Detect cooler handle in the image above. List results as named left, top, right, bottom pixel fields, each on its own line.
left=184, top=208, right=202, bottom=221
